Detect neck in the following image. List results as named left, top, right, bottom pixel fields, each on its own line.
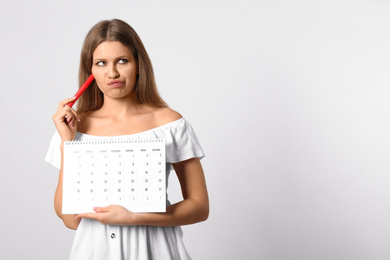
left=99, top=94, right=142, bottom=118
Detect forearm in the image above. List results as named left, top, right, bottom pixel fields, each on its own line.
left=54, top=142, right=80, bottom=230
left=135, top=197, right=209, bottom=227
left=54, top=180, right=80, bottom=230
left=134, top=158, right=210, bottom=227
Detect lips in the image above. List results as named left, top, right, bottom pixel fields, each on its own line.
left=108, top=80, right=124, bottom=87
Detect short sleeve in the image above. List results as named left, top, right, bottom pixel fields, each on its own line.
left=164, top=119, right=205, bottom=163
left=44, top=131, right=62, bottom=169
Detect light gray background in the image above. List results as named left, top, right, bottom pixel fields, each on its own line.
left=1, top=0, right=390, bottom=259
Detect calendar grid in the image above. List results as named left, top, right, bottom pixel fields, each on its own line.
left=63, top=139, right=166, bottom=214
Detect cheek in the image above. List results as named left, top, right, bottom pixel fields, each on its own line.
left=91, top=75, right=104, bottom=92
left=127, top=68, right=138, bottom=82
left=91, top=69, right=104, bottom=84
left=91, top=67, right=100, bottom=78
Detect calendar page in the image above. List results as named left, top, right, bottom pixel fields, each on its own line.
left=62, top=139, right=166, bottom=214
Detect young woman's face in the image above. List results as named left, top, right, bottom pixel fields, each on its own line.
left=91, top=41, right=138, bottom=100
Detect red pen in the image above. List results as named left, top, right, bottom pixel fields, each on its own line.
left=67, top=74, right=95, bottom=107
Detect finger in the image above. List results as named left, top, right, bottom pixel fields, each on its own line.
left=60, top=109, right=76, bottom=126
left=60, top=106, right=80, bottom=125
left=75, top=212, right=99, bottom=220
left=93, top=206, right=110, bottom=213
left=53, top=108, right=73, bottom=124
left=66, top=116, right=75, bottom=128
left=57, top=97, right=77, bottom=110
left=65, top=105, right=81, bottom=122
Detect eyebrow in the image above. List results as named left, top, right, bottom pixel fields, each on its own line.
left=92, top=54, right=134, bottom=62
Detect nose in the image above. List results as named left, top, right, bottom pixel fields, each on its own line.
left=108, top=64, right=119, bottom=79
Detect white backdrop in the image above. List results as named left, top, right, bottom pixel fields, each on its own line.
left=1, top=0, right=390, bottom=259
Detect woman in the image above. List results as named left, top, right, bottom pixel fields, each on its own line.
left=45, top=19, right=209, bottom=260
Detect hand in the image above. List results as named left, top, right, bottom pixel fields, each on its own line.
left=52, top=97, right=80, bottom=142
left=75, top=205, right=138, bottom=226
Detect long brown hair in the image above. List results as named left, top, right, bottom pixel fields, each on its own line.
left=77, top=19, right=168, bottom=113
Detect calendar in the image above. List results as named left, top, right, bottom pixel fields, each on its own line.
left=62, top=139, right=166, bottom=214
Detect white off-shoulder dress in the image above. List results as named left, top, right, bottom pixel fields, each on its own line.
left=45, top=118, right=204, bottom=260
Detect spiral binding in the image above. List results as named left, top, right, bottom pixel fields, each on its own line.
left=64, top=138, right=165, bottom=145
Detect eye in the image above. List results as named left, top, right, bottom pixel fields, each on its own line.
left=118, top=59, right=128, bottom=64
left=96, top=61, right=106, bottom=66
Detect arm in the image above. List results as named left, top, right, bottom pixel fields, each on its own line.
left=76, top=157, right=209, bottom=226
left=54, top=142, right=81, bottom=230
left=52, top=97, right=81, bottom=230
left=138, top=157, right=209, bottom=226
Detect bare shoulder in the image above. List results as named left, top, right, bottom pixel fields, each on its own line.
left=153, top=107, right=183, bottom=126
